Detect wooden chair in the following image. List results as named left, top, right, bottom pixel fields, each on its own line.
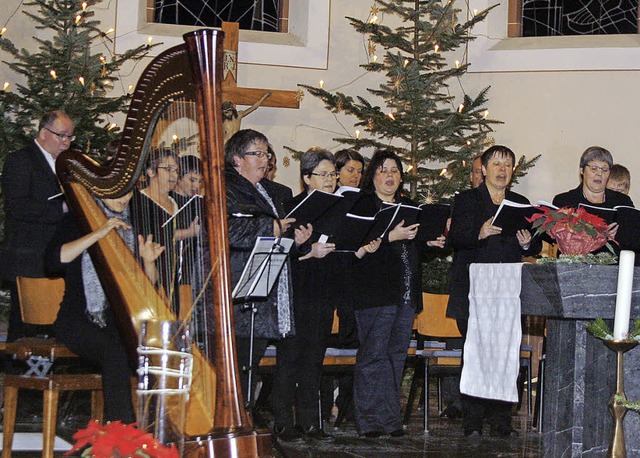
left=2, top=277, right=104, bottom=458
left=403, top=293, right=533, bottom=432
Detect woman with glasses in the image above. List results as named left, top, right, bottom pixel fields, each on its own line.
left=130, top=148, right=200, bottom=311
left=349, top=149, right=445, bottom=438
left=224, top=129, right=311, bottom=418
left=271, top=148, right=346, bottom=442
left=552, top=146, right=633, bottom=253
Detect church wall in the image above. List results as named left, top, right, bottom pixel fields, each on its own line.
left=1, top=0, right=639, bottom=203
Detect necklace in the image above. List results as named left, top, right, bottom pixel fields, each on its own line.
left=582, top=189, right=605, bottom=204
left=490, top=193, right=504, bottom=205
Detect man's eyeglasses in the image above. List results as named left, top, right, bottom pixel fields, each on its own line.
left=310, top=172, right=338, bottom=179
left=245, top=150, right=273, bottom=160
left=586, top=164, right=610, bottom=174
left=157, top=166, right=179, bottom=173
left=45, top=127, right=75, bottom=142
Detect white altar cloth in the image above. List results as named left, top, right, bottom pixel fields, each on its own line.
left=460, top=263, right=524, bottom=402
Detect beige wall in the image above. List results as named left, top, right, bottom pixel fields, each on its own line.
left=1, top=0, right=639, bottom=203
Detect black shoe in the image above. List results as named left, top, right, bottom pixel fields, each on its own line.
left=362, top=431, right=384, bottom=438
left=490, top=426, right=518, bottom=438
left=464, top=428, right=482, bottom=437
left=274, top=426, right=304, bottom=443
left=301, top=425, right=333, bottom=441
left=389, top=429, right=406, bottom=437
left=440, top=405, right=462, bottom=420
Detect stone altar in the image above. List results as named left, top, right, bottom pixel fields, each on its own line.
left=520, top=263, right=640, bottom=457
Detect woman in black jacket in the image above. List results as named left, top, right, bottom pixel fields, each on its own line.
left=350, top=150, right=444, bottom=438
left=271, top=148, right=339, bottom=442
left=224, top=129, right=310, bottom=412
left=447, top=145, right=541, bottom=437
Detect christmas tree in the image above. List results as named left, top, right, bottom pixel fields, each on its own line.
left=0, top=0, right=155, bottom=162
left=300, top=0, right=539, bottom=202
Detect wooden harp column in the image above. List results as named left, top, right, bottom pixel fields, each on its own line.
left=182, top=30, right=271, bottom=456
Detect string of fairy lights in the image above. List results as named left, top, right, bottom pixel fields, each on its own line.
left=0, top=0, right=159, bottom=134
left=1, top=0, right=494, bottom=167
left=296, top=1, right=494, bottom=179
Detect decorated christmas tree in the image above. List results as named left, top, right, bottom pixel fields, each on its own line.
left=0, top=0, right=155, bottom=162
left=300, top=0, right=539, bottom=202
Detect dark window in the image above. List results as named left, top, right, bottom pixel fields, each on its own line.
left=153, top=0, right=286, bottom=32
left=521, top=0, right=638, bottom=36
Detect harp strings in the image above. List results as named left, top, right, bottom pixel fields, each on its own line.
left=129, top=97, right=213, bottom=363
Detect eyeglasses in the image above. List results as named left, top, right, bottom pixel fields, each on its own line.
left=157, top=166, right=179, bottom=173
left=45, top=127, right=75, bottom=142
left=244, top=150, right=273, bottom=160
left=586, top=164, right=610, bottom=174
left=310, top=172, right=338, bottom=179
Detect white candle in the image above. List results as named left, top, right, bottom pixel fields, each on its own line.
left=613, top=250, right=635, bottom=340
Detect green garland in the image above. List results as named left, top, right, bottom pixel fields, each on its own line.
left=586, top=318, right=640, bottom=342
left=537, top=252, right=618, bottom=265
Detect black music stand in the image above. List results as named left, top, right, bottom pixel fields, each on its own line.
left=232, top=236, right=293, bottom=407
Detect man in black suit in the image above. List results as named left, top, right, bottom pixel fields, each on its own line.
left=0, top=110, right=74, bottom=341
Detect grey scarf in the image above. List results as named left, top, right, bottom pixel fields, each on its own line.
left=81, top=199, right=135, bottom=327
left=255, top=182, right=292, bottom=336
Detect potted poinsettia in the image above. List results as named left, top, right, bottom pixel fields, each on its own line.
left=66, top=420, right=178, bottom=458
left=528, top=206, right=616, bottom=257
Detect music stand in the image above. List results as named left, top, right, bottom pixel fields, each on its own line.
left=232, top=236, right=293, bottom=407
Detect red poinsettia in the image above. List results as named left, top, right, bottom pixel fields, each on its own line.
left=66, top=420, right=179, bottom=458
left=527, top=206, right=615, bottom=256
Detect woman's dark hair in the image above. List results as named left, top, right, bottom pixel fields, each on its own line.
left=299, top=147, right=334, bottom=190
left=224, top=129, right=269, bottom=168
left=579, top=146, right=613, bottom=170
left=178, top=155, right=202, bottom=178
left=146, top=147, right=178, bottom=174
left=334, top=149, right=365, bottom=172
left=361, top=149, right=404, bottom=196
left=480, top=145, right=516, bottom=168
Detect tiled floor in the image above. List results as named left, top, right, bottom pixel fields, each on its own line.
left=1, top=374, right=542, bottom=457
left=265, top=395, right=541, bottom=458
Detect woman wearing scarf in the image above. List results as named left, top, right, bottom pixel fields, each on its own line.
left=45, top=191, right=163, bottom=422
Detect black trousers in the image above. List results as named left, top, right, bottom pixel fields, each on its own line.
left=54, top=313, right=135, bottom=423
left=271, top=302, right=334, bottom=429
left=353, top=302, right=414, bottom=435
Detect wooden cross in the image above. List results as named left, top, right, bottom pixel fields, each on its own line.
left=221, top=22, right=301, bottom=109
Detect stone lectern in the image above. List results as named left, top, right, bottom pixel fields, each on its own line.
left=520, top=263, right=640, bottom=457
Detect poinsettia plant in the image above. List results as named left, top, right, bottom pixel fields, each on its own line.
left=66, top=420, right=179, bottom=458
left=527, top=206, right=616, bottom=256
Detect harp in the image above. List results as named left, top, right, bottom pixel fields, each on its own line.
left=56, top=30, right=271, bottom=456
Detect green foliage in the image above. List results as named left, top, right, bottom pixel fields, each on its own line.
left=537, top=252, right=618, bottom=265
left=299, top=0, right=541, bottom=202
left=421, top=250, right=453, bottom=294
left=0, top=0, right=155, bottom=160
left=586, top=317, right=640, bottom=341
left=586, top=318, right=615, bottom=340
left=616, top=394, right=640, bottom=412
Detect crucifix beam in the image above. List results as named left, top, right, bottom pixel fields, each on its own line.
left=221, top=22, right=301, bottom=109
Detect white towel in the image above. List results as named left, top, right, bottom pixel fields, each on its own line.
left=460, top=263, right=524, bottom=402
